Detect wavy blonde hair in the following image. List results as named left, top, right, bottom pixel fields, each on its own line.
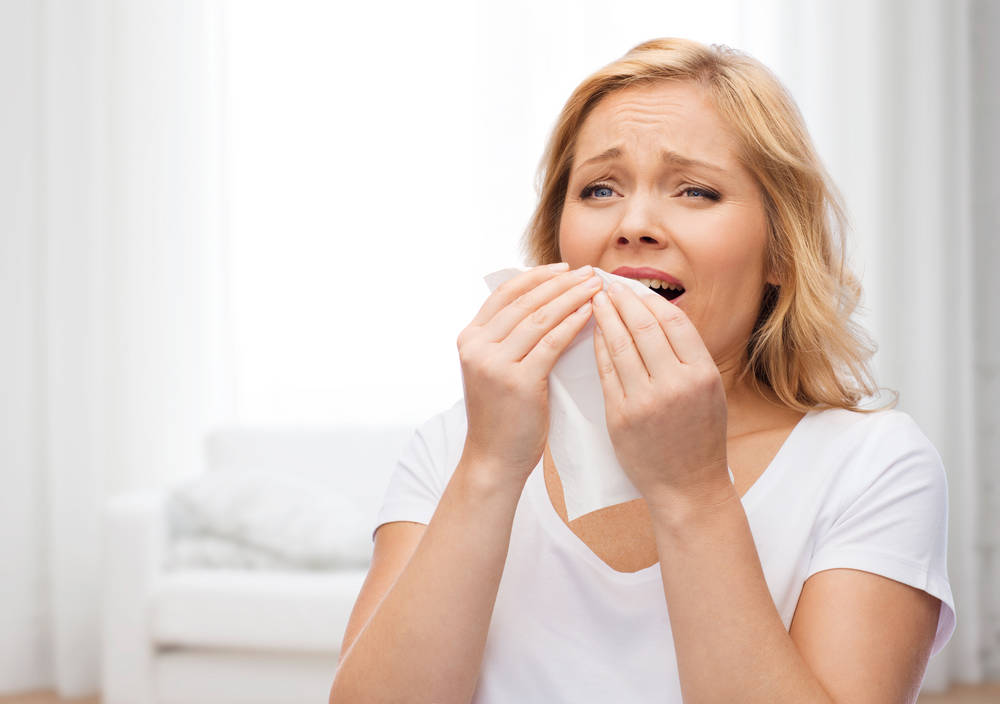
left=522, top=38, right=894, bottom=413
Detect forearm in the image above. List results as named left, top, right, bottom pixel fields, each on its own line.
left=650, top=487, right=834, bottom=704
left=330, top=454, right=524, bottom=704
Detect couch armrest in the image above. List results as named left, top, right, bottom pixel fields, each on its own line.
left=101, top=490, right=168, bottom=704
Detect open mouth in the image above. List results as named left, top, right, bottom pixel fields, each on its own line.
left=652, top=286, right=684, bottom=302
left=611, top=268, right=686, bottom=303
left=640, top=279, right=685, bottom=302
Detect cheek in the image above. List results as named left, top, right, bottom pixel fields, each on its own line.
left=717, top=241, right=766, bottom=286
left=557, top=208, right=606, bottom=266
left=688, top=227, right=769, bottom=346
left=704, top=215, right=769, bottom=287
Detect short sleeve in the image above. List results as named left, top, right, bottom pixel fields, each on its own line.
left=372, top=399, right=466, bottom=541
left=807, top=412, right=956, bottom=657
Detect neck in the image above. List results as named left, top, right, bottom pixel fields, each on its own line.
left=717, top=359, right=788, bottom=438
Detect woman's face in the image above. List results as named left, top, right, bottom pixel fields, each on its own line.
left=558, top=80, right=774, bottom=374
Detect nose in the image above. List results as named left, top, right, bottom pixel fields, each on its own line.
left=613, top=192, right=669, bottom=249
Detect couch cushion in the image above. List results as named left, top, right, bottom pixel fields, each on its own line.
left=166, top=470, right=373, bottom=569
left=150, top=568, right=367, bottom=652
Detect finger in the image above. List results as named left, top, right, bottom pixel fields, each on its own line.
left=638, top=290, right=712, bottom=365
left=503, top=274, right=603, bottom=360
left=470, top=263, right=569, bottom=327
left=593, top=324, right=625, bottom=406
left=483, top=265, right=595, bottom=344
left=519, top=299, right=594, bottom=378
left=605, top=281, right=680, bottom=379
left=591, top=289, right=649, bottom=397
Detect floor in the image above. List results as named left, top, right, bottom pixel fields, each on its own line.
left=0, top=697, right=99, bottom=704
left=1, top=684, right=998, bottom=703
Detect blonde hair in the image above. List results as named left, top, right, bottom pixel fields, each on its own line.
left=521, top=38, right=893, bottom=413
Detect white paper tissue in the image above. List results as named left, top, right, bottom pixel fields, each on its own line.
left=483, top=267, right=660, bottom=520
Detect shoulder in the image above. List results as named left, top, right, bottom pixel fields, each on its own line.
left=805, top=406, right=949, bottom=531
left=793, top=406, right=948, bottom=519
left=414, top=397, right=467, bottom=453
left=377, top=398, right=468, bottom=518
left=805, top=406, right=943, bottom=468
left=399, top=397, right=468, bottom=484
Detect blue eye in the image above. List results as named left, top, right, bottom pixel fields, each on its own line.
left=683, top=186, right=721, bottom=201
left=581, top=183, right=615, bottom=199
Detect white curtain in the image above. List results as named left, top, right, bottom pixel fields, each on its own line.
left=0, top=0, right=230, bottom=696
left=739, top=0, right=998, bottom=688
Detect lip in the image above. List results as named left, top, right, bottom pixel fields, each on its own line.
left=610, top=266, right=684, bottom=288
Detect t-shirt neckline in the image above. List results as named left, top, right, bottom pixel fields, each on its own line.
left=734, top=408, right=817, bottom=510
left=526, top=408, right=819, bottom=583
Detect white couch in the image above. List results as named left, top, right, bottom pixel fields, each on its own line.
left=101, top=424, right=415, bottom=704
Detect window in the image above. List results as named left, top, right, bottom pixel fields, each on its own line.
left=223, top=0, right=741, bottom=425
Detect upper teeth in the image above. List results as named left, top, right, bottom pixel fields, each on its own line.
left=639, top=278, right=683, bottom=291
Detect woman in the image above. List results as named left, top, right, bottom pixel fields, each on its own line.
left=329, top=38, right=954, bottom=703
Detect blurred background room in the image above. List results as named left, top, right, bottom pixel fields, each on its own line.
left=1, top=0, right=998, bottom=702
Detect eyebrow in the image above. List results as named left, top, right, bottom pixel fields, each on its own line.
left=576, top=146, right=726, bottom=173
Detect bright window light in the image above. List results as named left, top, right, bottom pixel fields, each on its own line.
left=224, top=0, right=742, bottom=425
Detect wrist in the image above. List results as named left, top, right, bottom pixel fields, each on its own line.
left=455, top=449, right=533, bottom=499
left=643, top=466, right=738, bottom=528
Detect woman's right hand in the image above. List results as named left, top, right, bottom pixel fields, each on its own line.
left=456, top=263, right=603, bottom=486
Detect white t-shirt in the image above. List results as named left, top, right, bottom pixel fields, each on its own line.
left=374, top=398, right=956, bottom=703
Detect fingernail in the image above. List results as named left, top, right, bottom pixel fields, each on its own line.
left=608, top=281, right=625, bottom=295
left=593, top=290, right=609, bottom=306
left=549, top=261, right=569, bottom=270
left=575, top=265, right=593, bottom=278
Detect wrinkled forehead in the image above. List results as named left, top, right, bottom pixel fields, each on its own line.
left=572, top=81, right=746, bottom=172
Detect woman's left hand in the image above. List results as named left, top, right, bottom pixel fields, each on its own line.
left=591, top=281, right=732, bottom=511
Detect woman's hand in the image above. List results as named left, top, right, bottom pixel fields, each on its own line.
left=458, top=263, right=602, bottom=487
left=591, top=282, right=732, bottom=510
